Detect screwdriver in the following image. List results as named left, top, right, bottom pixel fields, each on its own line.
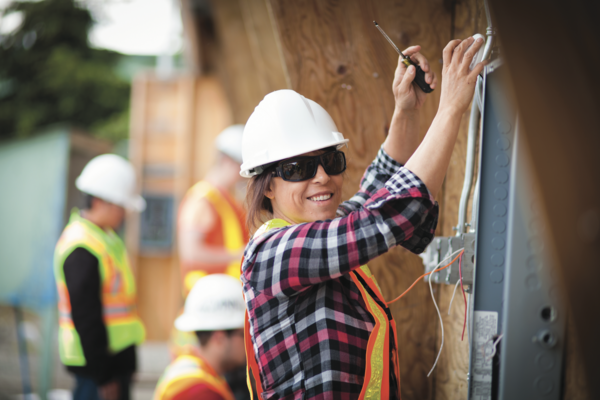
left=373, top=21, right=433, bottom=93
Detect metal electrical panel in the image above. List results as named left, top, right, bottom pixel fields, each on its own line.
left=468, top=60, right=565, bottom=400
left=498, top=123, right=565, bottom=399
left=468, top=60, right=516, bottom=400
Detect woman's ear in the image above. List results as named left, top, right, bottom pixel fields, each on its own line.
left=265, top=178, right=275, bottom=200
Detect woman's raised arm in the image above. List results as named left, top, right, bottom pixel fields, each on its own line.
left=405, top=37, right=486, bottom=198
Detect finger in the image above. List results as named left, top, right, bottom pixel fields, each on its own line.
left=461, top=37, right=484, bottom=72
left=467, top=59, right=489, bottom=82
left=452, top=37, right=475, bottom=67
left=410, top=51, right=431, bottom=75
left=402, top=45, right=422, bottom=57
left=393, top=55, right=406, bottom=86
left=429, top=70, right=438, bottom=90
left=398, top=64, right=416, bottom=94
left=443, top=39, right=462, bottom=68
left=408, top=52, right=434, bottom=84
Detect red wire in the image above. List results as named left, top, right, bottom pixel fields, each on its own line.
left=459, top=253, right=467, bottom=341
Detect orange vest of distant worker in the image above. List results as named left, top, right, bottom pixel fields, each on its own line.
left=54, top=210, right=145, bottom=366
left=244, top=219, right=401, bottom=400
left=154, top=351, right=235, bottom=400
left=178, top=181, right=248, bottom=294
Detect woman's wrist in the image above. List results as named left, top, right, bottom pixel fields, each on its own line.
left=393, top=106, right=420, bottom=119
left=436, top=102, right=465, bottom=120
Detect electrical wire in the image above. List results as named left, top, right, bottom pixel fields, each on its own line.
left=482, top=334, right=503, bottom=361
left=424, top=249, right=465, bottom=377
left=387, top=249, right=465, bottom=305
left=459, top=253, right=468, bottom=341
left=447, top=279, right=461, bottom=315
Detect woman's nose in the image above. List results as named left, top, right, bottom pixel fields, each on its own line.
left=312, top=164, right=331, bottom=184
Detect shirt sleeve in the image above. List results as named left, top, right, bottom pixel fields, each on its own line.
left=243, top=163, right=438, bottom=298
left=337, top=145, right=403, bottom=216
left=63, top=247, right=112, bottom=385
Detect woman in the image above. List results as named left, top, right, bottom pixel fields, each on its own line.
left=240, top=37, right=485, bottom=400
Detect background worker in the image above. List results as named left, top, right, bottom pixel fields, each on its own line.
left=154, top=274, right=247, bottom=400
left=240, top=37, right=485, bottom=399
left=173, top=125, right=250, bottom=399
left=177, top=124, right=248, bottom=294
left=53, top=154, right=146, bottom=400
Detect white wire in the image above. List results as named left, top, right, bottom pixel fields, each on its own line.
left=482, top=334, right=504, bottom=361
left=427, top=248, right=464, bottom=377
left=447, top=278, right=461, bottom=315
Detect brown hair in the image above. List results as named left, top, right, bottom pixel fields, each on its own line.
left=245, top=164, right=276, bottom=233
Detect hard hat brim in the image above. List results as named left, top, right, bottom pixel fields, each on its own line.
left=174, top=311, right=246, bottom=332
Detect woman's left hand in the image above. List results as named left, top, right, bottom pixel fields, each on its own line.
left=392, top=45, right=437, bottom=111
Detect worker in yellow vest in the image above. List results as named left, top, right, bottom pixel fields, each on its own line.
left=155, top=274, right=247, bottom=400
left=54, top=154, right=146, bottom=400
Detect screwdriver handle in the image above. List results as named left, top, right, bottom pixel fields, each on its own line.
left=402, top=58, right=433, bottom=93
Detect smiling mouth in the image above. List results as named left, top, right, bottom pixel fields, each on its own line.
left=308, top=193, right=333, bottom=202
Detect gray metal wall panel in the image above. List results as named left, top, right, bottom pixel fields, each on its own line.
left=498, top=124, right=565, bottom=400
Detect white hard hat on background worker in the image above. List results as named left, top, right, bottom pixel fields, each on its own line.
left=76, top=154, right=146, bottom=212
left=240, top=90, right=349, bottom=178
left=155, top=274, right=247, bottom=400
left=215, top=124, right=245, bottom=164
left=175, top=273, right=246, bottom=332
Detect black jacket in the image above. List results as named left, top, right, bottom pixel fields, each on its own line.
left=63, top=247, right=137, bottom=384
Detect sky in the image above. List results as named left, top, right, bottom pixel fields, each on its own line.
left=0, top=0, right=183, bottom=56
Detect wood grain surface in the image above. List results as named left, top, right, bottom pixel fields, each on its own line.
left=267, top=1, right=455, bottom=398
left=209, top=0, right=289, bottom=123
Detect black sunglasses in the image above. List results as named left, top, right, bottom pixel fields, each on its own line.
left=271, top=150, right=347, bottom=182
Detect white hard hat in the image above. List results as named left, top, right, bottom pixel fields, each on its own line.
left=76, top=154, right=146, bottom=212
left=175, top=274, right=246, bottom=332
left=215, top=124, right=244, bottom=164
left=240, top=90, right=349, bottom=178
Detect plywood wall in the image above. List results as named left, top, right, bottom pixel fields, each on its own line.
left=127, top=74, right=232, bottom=340
left=129, top=0, right=590, bottom=397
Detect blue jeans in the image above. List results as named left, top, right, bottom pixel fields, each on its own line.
left=73, top=374, right=131, bottom=400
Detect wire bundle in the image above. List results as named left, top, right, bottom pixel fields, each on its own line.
left=386, top=248, right=465, bottom=377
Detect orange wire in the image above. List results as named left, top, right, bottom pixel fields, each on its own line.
left=386, top=250, right=465, bottom=306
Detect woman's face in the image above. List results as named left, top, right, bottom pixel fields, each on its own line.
left=266, top=149, right=344, bottom=224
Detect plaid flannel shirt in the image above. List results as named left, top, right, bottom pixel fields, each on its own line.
left=241, top=146, right=438, bottom=400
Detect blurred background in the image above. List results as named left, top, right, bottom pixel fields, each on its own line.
left=0, top=0, right=186, bottom=398
left=0, top=0, right=597, bottom=399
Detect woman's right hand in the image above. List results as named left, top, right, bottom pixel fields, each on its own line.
left=438, top=37, right=486, bottom=115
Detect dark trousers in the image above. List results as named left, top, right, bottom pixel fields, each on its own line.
left=73, top=374, right=131, bottom=400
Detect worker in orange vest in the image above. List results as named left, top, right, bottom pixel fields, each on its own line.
left=154, top=274, right=247, bottom=400
left=177, top=125, right=248, bottom=295
left=171, top=125, right=250, bottom=399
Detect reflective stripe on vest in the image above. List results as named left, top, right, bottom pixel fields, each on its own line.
left=244, top=219, right=401, bottom=399
left=154, top=353, right=235, bottom=400
left=53, top=209, right=145, bottom=366
left=181, top=181, right=247, bottom=293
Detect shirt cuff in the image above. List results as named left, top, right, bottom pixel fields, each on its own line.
left=371, top=145, right=403, bottom=177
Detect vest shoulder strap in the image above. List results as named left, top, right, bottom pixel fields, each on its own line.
left=156, top=355, right=234, bottom=400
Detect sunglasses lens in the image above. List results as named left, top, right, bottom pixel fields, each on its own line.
left=281, top=159, right=315, bottom=181
left=322, top=151, right=346, bottom=175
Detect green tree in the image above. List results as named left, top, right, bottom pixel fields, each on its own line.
left=0, top=0, right=130, bottom=140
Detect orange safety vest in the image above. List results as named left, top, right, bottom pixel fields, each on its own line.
left=53, top=209, right=145, bottom=366
left=244, top=219, right=401, bottom=399
left=178, top=181, right=248, bottom=294
left=154, top=351, right=235, bottom=400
